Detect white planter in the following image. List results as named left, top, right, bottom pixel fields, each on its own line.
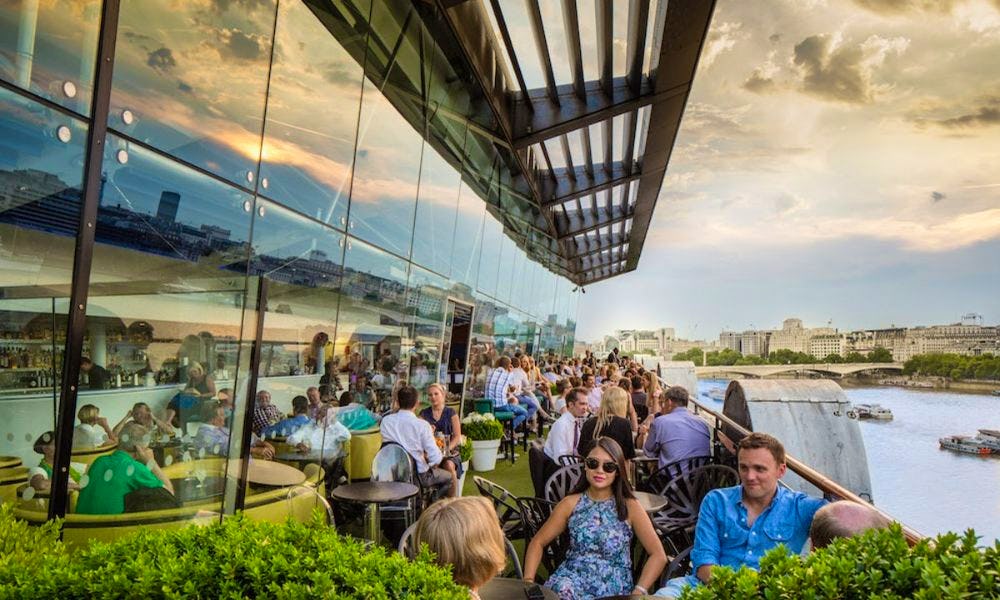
left=457, top=460, right=470, bottom=496
left=471, top=439, right=502, bottom=472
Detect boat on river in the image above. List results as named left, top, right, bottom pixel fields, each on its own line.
left=939, top=435, right=995, bottom=456
left=848, top=403, right=894, bottom=420
left=976, top=429, right=1000, bottom=451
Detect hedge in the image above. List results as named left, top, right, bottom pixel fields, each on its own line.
left=0, top=505, right=467, bottom=599
left=682, top=524, right=1000, bottom=599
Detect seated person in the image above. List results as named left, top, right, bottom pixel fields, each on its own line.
left=164, top=387, right=204, bottom=431
left=305, top=386, right=323, bottom=420
left=414, top=496, right=507, bottom=597
left=193, top=402, right=231, bottom=455
left=251, top=390, right=283, bottom=435
left=643, top=385, right=710, bottom=468
left=485, top=357, right=528, bottom=429
left=655, top=432, right=827, bottom=598
left=29, top=431, right=81, bottom=492
left=261, top=395, right=311, bottom=439
left=418, top=383, right=463, bottom=497
left=113, top=402, right=174, bottom=440
left=543, top=387, right=590, bottom=462
left=285, top=406, right=351, bottom=459
left=75, top=422, right=175, bottom=515
left=809, top=500, right=891, bottom=550
left=576, top=387, right=636, bottom=460
left=72, top=404, right=115, bottom=448
left=550, top=379, right=572, bottom=414
left=380, top=385, right=451, bottom=497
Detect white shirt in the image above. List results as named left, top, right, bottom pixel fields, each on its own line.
left=72, top=423, right=107, bottom=448
left=552, top=394, right=568, bottom=414
left=509, top=367, right=531, bottom=395
left=380, top=410, right=442, bottom=474
left=544, top=412, right=582, bottom=460
left=587, top=387, right=603, bottom=413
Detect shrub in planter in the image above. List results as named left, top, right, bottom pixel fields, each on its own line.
left=681, top=525, right=1000, bottom=599
left=0, top=507, right=467, bottom=599
left=461, top=413, right=504, bottom=441
left=459, top=437, right=473, bottom=463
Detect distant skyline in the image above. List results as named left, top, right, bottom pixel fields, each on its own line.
left=577, top=0, right=1000, bottom=343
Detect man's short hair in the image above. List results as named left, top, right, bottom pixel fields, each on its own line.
left=570, top=387, right=589, bottom=404
left=664, top=385, right=689, bottom=406
left=118, top=422, right=150, bottom=452
left=809, top=501, right=891, bottom=549
left=738, top=432, right=786, bottom=465
left=631, top=375, right=643, bottom=389
left=291, top=395, right=308, bottom=414
left=497, top=356, right=511, bottom=369
left=202, top=401, right=224, bottom=423
left=397, top=385, right=419, bottom=410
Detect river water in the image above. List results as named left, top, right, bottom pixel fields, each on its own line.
left=697, top=379, right=1000, bottom=544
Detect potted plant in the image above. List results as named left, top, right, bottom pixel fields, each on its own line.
left=457, top=437, right=472, bottom=496
left=461, top=412, right=504, bottom=472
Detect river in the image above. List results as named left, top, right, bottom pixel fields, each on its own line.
left=697, top=379, right=1000, bottom=544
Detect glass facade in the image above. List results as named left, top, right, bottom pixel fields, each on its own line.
left=0, top=0, right=578, bottom=534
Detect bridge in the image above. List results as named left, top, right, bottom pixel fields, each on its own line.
left=695, top=363, right=905, bottom=378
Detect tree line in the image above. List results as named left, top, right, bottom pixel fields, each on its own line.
left=670, top=346, right=895, bottom=367
left=902, top=353, right=1000, bottom=381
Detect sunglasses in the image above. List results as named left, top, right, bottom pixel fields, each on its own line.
left=584, top=457, right=619, bottom=474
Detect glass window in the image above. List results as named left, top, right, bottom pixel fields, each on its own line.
left=0, top=0, right=101, bottom=115
left=258, top=0, right=367, bottom=228
left=249, top=200, right=343, bottom=380
left=109, top=0, right=277, bottom=186
left=403, top=265, right=448, bottom=397
left=464, top=293, right=497, bottom=405
left=69, top=133, right=255, bottom=524
left=335, top=236, right=408, bottom=406
left=477, top=214, right=502, bottom=298
left=0, top=88, right=86, bottom=511
left=411, top=142, right=461, bottom=277
left=348, top=77, right=423, bottom=258
left=450, top=180, right=484, bottom=292
left=496, top=235, right=518, bottom=304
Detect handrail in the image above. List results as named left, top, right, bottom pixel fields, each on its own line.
left=656, top=375, right=924, bottom=544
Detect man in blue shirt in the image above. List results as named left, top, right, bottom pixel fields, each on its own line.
left=261, top=395, right=311, bottom=438
left=656, top=432, right=827, bottom=597
left=485, top=356, right=528, bottom=428
left=643, top=385, right=711, bottom=468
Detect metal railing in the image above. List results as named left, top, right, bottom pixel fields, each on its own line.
left=657, top=375, right=924, bottom=544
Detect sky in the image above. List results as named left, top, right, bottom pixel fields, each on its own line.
left=576, top=0, right=1000, bottom=342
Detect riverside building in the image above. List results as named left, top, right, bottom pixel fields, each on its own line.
left=0, top=0, right=710, bottom=535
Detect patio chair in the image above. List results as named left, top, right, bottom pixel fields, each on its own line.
left=557, top=454, right=582, bottom=466
left=516, top=496, right=570, bottom=578
left=659, top=545, right=694, bottom=588
left=398, top=522, right=524, bottom=579
left=473, top=475, right=524, bottom=540
left=369, top=443, right=423, bottom=527
left=543, top=463, right=584, bottom=503
left=652, top=464, right=738, bottom=546
left=639, top=455, right=714, bottom=494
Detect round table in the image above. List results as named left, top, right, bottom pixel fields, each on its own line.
left=171, top=475, right=226, bottom=504
left=0, top=456, right=23, bottom=470
left=480, top=578, right=558, bottom=600
left=330, top=481, right=418, bottom=542
left=16, top=483, right=50, bottom=500
left=274, top=451, right=334, bottom=466
left=634, top=491, right=668, bottom=513
left=248, top=460, right=307, bottom=487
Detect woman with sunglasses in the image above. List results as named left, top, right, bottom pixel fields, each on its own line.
left=523, top=437, right=666, bottom=599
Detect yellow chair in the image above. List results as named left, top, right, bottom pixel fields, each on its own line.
left=71, top=442, right=116, bottom=468
left=0, top=467, right=29, bottom=504
left=0, top=455, right=23, bottom=470
left=348, top=428, right=382, bottom=481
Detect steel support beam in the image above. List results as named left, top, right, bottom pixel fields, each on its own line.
left=540, top=161, right=639, bottom=207
left=557, top=210, right=633, bottom=241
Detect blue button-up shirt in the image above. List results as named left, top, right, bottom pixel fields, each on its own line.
left=690, top=485, right=827, bottom=573
left=643, top=407, right=711, bottom=468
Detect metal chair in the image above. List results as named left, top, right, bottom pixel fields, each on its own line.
left=516, top=496, right=570, bottom=578
left=473, top=475, right=525, bottom=540
left=639, top=455, right=714, bottom=494
left=286, top=485, right=334, bottom=525
left=398, top=522, right=524, bottom=579
left=543, top=463, right=584, bottom=503
left=652, top=464, right=738, bottom=547
left=370, top=443, right=423, bottom=526
left=557, top=454, right=582, bottom=466
left=659, top=546, right=693, bottom=588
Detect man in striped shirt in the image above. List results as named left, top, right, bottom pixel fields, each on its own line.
left=485, top=356, right=528, bottom=429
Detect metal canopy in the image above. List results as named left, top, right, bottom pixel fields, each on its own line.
left=432, top=0, right=715, bottom=285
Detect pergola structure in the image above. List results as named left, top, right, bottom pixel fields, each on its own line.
left=432, top=0, right=716, bottom=285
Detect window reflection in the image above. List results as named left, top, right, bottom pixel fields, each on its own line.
left=0, top=89, right=85, bottom=511
left=349, top=78, right=422, bottom=258
left=109, top=0, right=277, bottom=186
left=411, top=143, right=461, bottom=276
left=477, top=215, right=503, bottom=298
left=335, top=237, right=407, bottom=410
left=450, top=180, right=484, bottom=290
left=0, top=0, right=101, bottom=115
left=258, top=0, right=365, bottom=228
left=403, top=265, right=447, bottom=396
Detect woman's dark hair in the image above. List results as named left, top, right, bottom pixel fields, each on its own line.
left=338, top=390, right=354, bottom=407
left=570, top=436, right=635, bottom=521
left=33, top=431, right=54, bottom=454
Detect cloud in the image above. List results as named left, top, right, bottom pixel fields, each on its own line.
left=700, top=22, right=749, bottom=68
left=774, top=192, right=807, bottom=215
left=146, top=47, right=177, bottom=73
left=792, top=33, right=908, bottom=103
left=850, top=0, right=960, bottom=14
left=931, top=191, right=947, bottom=202
left=742, top=52, right=781, bottom=94
left=218, top=29, right=263, bottom=60
left=909, top=95, right=1000, bottom=129
left=769, top=34, right=782, bottom=43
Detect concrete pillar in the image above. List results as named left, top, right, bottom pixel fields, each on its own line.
left=15, top=0, right=39, bottom=89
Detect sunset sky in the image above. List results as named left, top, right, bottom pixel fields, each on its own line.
left=577, top=0, right=1000, bottom=342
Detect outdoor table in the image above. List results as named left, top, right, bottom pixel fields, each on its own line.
left=480, top=578, right=558, bottom=600
left=634, top=491, right=669, bottom=514
left=248, top=460, right=306, bottom=487
left=330, top=481, right=418, bottom=542
left=171, top=475, right=225, bottom=504
left=273, top=450, right=331, bottom=467
left=16, top=483, right=50, bottom=500
left=631, top=454, right=658, bottom=486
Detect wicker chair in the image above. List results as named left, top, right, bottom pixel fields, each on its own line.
left=639, top=455, right=714, bottom=494
left=543, top=464, right=584, bottom=503
left=556, top=454, right=582, bottom=466
left=652, top=464, right=738, bottom=548
left=516, top=496, right=570, bottom=578
left=473, top=475, right=525, bottom=540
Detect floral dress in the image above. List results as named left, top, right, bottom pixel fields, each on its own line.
left=546, top=493, right=633, bottom=600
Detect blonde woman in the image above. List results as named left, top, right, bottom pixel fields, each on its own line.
left=73, top=404, right=115, bottom=448
left=419, top=383, right=463, bottom=497
left=643, top=371, right=662, bottom=407
left=185, top=361, right=216, bottom=398
left=415, top=496, right=507, bottom=597
left=576, top=387, right=635, bottom=460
